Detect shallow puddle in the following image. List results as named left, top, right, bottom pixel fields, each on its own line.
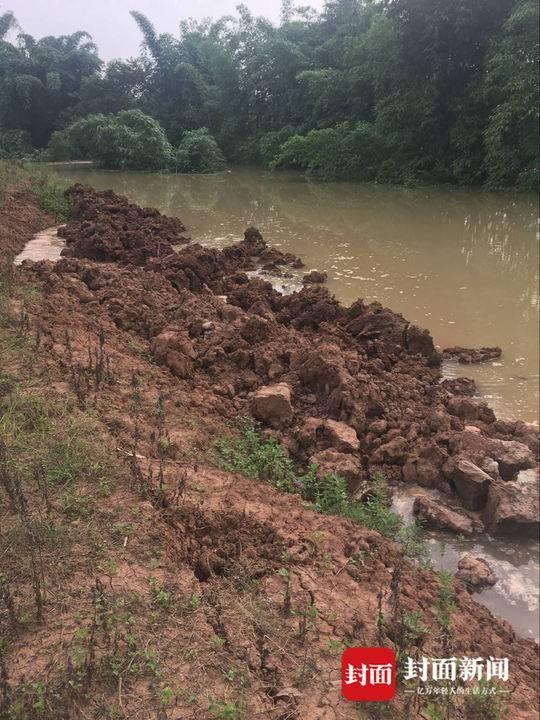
left=14, top=226, right=64, bottom=264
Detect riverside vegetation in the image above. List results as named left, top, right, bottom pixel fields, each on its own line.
left=0, top=0, right=538, bottom=187
left=0, top=160, right=71, bottom=220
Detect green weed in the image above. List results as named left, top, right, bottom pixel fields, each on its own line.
left=28, top=168, right=71, bottom=221
left=146, top=577, right=171, bottom=608
left=216, top=418, right=297, bottom=492
left=217, top=423, right=426, bottom=558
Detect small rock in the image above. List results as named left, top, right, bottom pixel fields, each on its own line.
left=219, top=303, right=244, bottom=322
left=413, top=495, right=474, bottom=535
left=243, top=226, right=266, bottom=253
left=371, top=436, right=408, bottom=465
left=450, top=457, right=492, bottom=510
left=455, top=553, right=497, bottom=591
left=268, top=363, right=284, bottom=381
left=150, top=330, right=196, bottom=379
left=368, top=419, right=388, bottom=436
left=486, top=439, right=536, bottom=481
left=406, top=324, right=440, bottom=364
left=447, top=396, right=495, bottom=423
left=250, top=383, right=293, bottom=428
left=297, top=417, right=323, bottom=448
left=310, top=449, right=364, bottom=494
left=403, top=458, right=447, bottom=492
left=302, top=270, right=327, bottom=284
left=483, top=475, right=539, bottom=537
left=324, top=419, right=360, bottom=453
left=442, top=346, right=502, bottom=364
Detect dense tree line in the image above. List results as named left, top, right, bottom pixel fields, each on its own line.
left=0, top=0, right=537, bottom=186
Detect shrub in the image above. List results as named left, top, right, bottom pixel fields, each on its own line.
left=29, top=169, right=71, bottom=221
left=174, top=128, right=225, bottom=173
left=272, top=122, right=386, bottom=181
left=258, top=127, right=295, bottom=167
left=341, top=473, right=402, bottom=537
left=215, top=419, right=297, bottom=492
left=45, top=130, right=74, bottom=162
left=301, top=465, right=347, bottom=513
left=45, top=110, right=175, bottom=171
left=0, top=129, right=33, bottom=159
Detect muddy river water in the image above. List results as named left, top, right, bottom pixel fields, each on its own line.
left=45, top=165, right=538, bottom=638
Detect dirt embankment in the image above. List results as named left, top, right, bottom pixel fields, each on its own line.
left=1, top=184, right=538, bottom=720
left=0, top=185, right=55, bottom=258
left=48, top=185, right=539, bottom=538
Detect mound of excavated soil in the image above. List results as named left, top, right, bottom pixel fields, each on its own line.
left=26, top=185, right=538, bottom=538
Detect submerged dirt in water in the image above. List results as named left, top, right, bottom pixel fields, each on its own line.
left=392, top=483, right=539, bottom=641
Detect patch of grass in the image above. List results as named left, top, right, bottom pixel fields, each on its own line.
left=211, top=635, right=226, bottom=649
left=28, top=167, right=71, bottom=221
left=208, top=697, right=245, bottom=720
left=0, top=159, right=27, bottom=201
left=0, top=160, right=71, bottom=220
left=146, top=576, right=171, bottom=608
left=435, top=570, right=456, bottom=629
left=216, top=421, right=427, bottom=559
left=340, top=474, right=402, bottom=537
left=302, top=464, right=348, bottom=513
left=216, top=418, right=297, bottom=492
left=0, top=386, right=119, bottom=491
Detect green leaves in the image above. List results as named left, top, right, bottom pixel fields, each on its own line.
left=174, top=128, right=225, bottom=173
left=1, top=1, right=537, bottom=188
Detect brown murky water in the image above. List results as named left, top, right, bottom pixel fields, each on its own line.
left=39, top=164, right=539, bottom=638
left=50, top=165, right=539, bottom=424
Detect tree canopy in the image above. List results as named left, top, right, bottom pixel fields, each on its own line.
left=0, top=0, right=537, bottom=186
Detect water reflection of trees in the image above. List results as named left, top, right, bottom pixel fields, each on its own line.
left=53, top=166, right=538, bottom=308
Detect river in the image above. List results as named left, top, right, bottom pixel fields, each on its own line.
left=44, top=165, right=538, bottom=640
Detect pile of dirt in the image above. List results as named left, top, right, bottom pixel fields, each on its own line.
left=20, top=185, right=539, bottom=539
left=58, top=184, right=190, bottom=264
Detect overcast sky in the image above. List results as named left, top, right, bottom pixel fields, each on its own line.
left=3, top=0, right=323, bottom=61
